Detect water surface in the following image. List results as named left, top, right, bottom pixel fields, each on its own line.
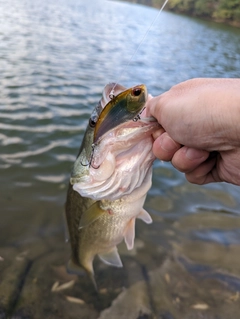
left=1, top=0, right=240, bottom=317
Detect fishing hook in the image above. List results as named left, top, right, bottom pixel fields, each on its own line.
left=133, top=114, right=140, bottom=122
left=80, top=159, right=90, bottom=167
left=109, top=93, right=115, bottom=100
left=109, top=87, right=115, bottom=100
left=133, top=106, right=146, bottom=122
left=89, top=145, right=100, bottom=170
left=80, top=144, right=100, bottom=169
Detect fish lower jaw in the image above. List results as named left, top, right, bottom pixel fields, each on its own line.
left=70, top=177, right=86, bottom=185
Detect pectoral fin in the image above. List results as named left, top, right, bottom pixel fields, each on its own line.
left=79, top=201, right=106, bottom=229
left=137, top=209, right=152, bottom=224
left=124, top=218, right=135, bottom=250
left=98, top=247, right=123, bottom=267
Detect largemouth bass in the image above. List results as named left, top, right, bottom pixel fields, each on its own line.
left=65, top=83, right=160, bottom=288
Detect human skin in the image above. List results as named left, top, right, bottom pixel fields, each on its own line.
left=145, top=78, right=240, bottom=185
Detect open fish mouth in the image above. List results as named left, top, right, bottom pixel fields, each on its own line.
left=70, top=83, right=150, bottom=185
left=70, top=83, right=161, bottom=200
left=71, top=116, right=160, bottom=200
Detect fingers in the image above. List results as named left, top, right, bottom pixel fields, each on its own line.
left=152, top=133, right=221, bottom=184
left=152, top=127, right=165, bottom=141
left=152, top=132, right=181, bottom=161
left=171, top=146, right=218, bottom=184
left=171, top=147, right=222, bottom=184
left=171, top=148, right=224, bottom=184
left=185, top=157, right=220, bottom=184
left=171, top=146, right=210, bottom=173
left=152, top=132, right=209, bottom=168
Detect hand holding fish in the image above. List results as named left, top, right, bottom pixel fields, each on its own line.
left=146, top=78, right=240, bottom=186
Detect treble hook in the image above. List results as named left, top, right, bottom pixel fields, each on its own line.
left=133, top=106, right=146, bottom=122
left=133, top=114, right=140, bottom=122
left=109, top=88, right=115, bottom=100
left=89, top=145, right=101, bottom=169
left=109, top=93, right=115, bottom=99
left=80, top=159, right=89, bottom=167
left=80, top=144, right=100, bottom=169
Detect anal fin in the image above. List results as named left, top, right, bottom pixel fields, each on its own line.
left=98, top=247, right=123, bottom=267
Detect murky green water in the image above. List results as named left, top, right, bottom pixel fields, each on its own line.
left=1, top=0, right=240, bottom=317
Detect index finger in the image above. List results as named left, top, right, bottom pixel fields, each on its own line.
left=145, top=95, right=164, bottom=122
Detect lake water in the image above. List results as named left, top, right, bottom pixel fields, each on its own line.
left=1, top=0, right=240, bottom=317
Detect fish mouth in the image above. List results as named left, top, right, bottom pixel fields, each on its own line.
left=70, top=84, right=150, bottom=186
left=93, top=84, right=147, bottom=143
left=70, top=169, right=88, bottom=185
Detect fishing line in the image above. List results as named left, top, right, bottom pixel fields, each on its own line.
left=109, top=0, right=169, bottom=98
left=82, top=1, right=169, bottom=169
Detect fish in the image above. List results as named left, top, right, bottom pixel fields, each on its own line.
left=65, top=83, right=160, bottom=289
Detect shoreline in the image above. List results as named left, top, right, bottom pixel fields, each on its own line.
left=166, top=9, right=240, bottom=28
left=116, top=0, right=240, bottom=28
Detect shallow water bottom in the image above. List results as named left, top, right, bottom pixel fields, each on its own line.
left=1, top=186, right=240, bottom=319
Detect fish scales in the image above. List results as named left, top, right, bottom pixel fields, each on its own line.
left=65, top=83, right=160, bottom=288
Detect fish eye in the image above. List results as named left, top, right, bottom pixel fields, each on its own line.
left=132, top=88, right=142, bottom=96
left=89, top=118, right=96, bottom=128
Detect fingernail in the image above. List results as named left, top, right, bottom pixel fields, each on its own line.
left=186, top=148, right=205, bottom=160
left=160, top=135, right=178, bottom=152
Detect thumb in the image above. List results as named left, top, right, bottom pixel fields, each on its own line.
left=145, top=95, right=163, bottom=123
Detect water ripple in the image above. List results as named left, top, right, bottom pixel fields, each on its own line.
left=0, top=111, right=54, bottom=120
left=35, top=174, right=67, bottom=183
left=0, top=140, right=69, bottom=161
left=1, top=0, right=240, bottom=259
left=0, top=123, right=86, bottom=133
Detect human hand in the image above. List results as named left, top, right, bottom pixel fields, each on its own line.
left=146, top=78, right=240, bottom=185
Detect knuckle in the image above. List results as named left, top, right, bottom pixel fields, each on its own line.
left=185, top=172, right=206, bottom=185
left=171, top=158, right=190, bottom=173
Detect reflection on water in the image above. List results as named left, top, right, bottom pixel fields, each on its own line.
left=1, top=0, right=240, bottom=317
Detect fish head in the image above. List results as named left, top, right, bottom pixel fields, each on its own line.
left=70, top=83, right=148, bottom=184
left=71, top=83, right=160, bottom=200
left=70, top=83, right=127, bottom=181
